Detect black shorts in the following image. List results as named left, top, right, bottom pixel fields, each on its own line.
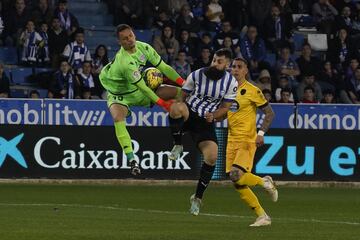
left=183, top=105, right=218, bottom=146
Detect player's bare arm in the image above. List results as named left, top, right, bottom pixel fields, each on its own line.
left=256, top=103, right=275, bottom=147
left=205, top=101, right=232, bottom=123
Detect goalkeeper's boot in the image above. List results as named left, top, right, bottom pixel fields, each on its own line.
left=249, top=214, right=271, bottom=227
left=130, top=160, right=141, bottom=176
left=263, top=176, right=278, bottom=202
left=169, top=145, right=183, bottom=161
left=189, top=194, right=202, bottom=216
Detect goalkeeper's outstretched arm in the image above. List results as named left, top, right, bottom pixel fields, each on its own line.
left=156, top=60, right=185, bottom=86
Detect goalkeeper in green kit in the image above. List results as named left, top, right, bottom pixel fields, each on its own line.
left=99, top=24, right=185, bottom=175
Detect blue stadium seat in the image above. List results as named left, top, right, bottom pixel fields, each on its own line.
left=36, top=88, right=49, bottom=98
left=134, top=30, right=153, bottom=44
left=293, top=33, right=305, bottom=51
left=11, top=68, right=34, bottom=85
left=10, top=89, right=27, bottom=98
left=34, top=67, right=54, bottom=74
left=0, top=47, right=18, bottom=65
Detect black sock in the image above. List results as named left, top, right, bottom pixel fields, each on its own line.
left=195, top=162, right=216, bottom=199
left=169, top=116, right=184, bottom=145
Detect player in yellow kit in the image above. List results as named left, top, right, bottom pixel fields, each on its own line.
left=227, top=58, right=278, bottom=227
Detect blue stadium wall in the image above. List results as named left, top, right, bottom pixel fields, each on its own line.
left=0, top=99, right=359, bottom=181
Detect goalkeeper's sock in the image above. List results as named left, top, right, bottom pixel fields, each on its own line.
left=195, top=162, right=215, bottom=199
left=236, top=172, right=264, bottom=187
left=169, top=116, right=184, bottom=145
left=235, top=185, right=266, bottom=217
left=114, top=121, right=134, bottom=160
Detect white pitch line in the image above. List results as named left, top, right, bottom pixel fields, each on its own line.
left=0, top=203, right=359, bottom=226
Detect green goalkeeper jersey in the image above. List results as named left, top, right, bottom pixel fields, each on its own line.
left=99, top=41, right=162, bottom=95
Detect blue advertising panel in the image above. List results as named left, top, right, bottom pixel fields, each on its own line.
left=296, top=104, right=360, bottom=130
left=0, top=99, right=42, bottom=124
left=43, top=99, right=113, bottom=126
left=257, top=103, right=294, bottom=129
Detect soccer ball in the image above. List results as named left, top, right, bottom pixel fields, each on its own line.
left=143, top=67, right=163, bottom=90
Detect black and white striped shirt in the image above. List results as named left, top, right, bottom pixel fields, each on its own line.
left=183, top=68, right=238, bottom=118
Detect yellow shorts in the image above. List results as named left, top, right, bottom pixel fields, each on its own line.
left=226, top=141, right=257, bottom=173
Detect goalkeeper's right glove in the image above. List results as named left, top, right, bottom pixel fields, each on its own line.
left=156, top=98, right=174, bottom=112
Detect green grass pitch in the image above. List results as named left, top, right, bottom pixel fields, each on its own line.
left=0, top=183, right=359, bottom=240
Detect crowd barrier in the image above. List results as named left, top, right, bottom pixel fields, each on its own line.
left=0, top=99, right=359, bottom=180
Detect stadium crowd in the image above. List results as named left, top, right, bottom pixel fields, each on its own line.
left=0, top=0, right=360, bottom=104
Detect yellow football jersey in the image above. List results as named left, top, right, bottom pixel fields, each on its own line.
left=227, top=80, right=268, bottom=142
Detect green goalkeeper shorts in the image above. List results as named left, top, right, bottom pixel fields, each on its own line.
left=106, top=90, right=152, bottom=115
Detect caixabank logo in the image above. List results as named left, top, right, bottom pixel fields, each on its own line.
left=0, top=133, right=27, bottom=168
left=0, top=126, right=199, bottom=179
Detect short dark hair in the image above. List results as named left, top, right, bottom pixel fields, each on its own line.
left=304, top=86, right=315, bottom=93
left=29, top=90, right=40, bottom=97
left=116, top=24, right=132, bottom=35
left=215, top=48, right=232, bottom=60
left=281, top=87, right=291, bottom=95
left=233, top=57, right=248, bottom=66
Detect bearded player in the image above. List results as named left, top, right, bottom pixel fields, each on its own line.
left=99, top=24, right=185, bottom=176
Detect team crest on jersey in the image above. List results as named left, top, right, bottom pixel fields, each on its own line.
left=133, top=70, right=141, bottom=79
left=229, top=101, right=240, bottom=112
left=241, top=89, right=246, bottom=95
left=140, top=54, right=146, bottom=62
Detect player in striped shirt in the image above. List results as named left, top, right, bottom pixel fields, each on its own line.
left=168, top=48, right=238, bottom=215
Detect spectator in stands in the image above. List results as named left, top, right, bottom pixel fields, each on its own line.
left=335, top=6, right=359, bottom=36
left=92, top=44, right=109, bottom=76
left=48, top=60, right=78, bottom=99
left=153, top=25, right=179, bottom=64
left=0, top=62, right=10, bottom=98
left=255, top=69, right=272, bottom=91
left=262, top=88, right=274, bottom=102
left=277, top=87, right=294, bottom=103
left=300, top=86, right=319, bottom=103
left=312, top=0, right=338, bottom=34
left=263, top=4, right=293, bottom=54
left=320, top=89, right=336, bottom=103
left=32, top=0, right=53, bottom=26
left=196, top=32, right=214, bottom=57
left=248, top=0, right=272, bottom=32
left=327, top=28, right=355, bottom=72
left=3, top=0, right=31, bottom=46
left=240, top=25, right=269, bottom=76
left=221, top=0, right=248, bottom=32
left=317, top=60, right=338, bottom=93
left=296, top=43, right=321, bottom=77
left=62, top=27, right=92, bottom=74
left=192, top=47, right=211, bottom=71
left=290, top=0, right=313, bottom=14
left=275, top=76, right=295, bottom=102
left=19, top=20, right=44, bottom=65
left=213, top=21, right=240, bottom=50
left=343, top=67, right=360, bottom=103
left=29, top=90, right=40, bottom=98
left=175, top=3, right=201, bottom=38
left=77, top=61, right=97, bottom=99
left=297, top=72, right=323, bottom=102
left=204, top=0, right=224, bottom=31
left=54, top=0, right=79, bottom=37
left=277, top=0, right=293, bottom=17
left=346, top=58, right=359, bottom=80
left=48, top=16, right=68, bottom=68
left=114, top=0, right=143, bottom=28
left=178, top=29, right=197, bottom=63
left=0, top=2, right=4, bottom=45
left=188, top=0, right=204, bottom=24
left=221, top=36, right=241, bottom=58
left=153, top=9, right=175, bottom=30
left=166, top=0, right=188, bottom=19
left=171, top=50, right=191, bottom=79
left=91, top=45, right=108, bottom=99
left=275, top=46, right=300, bottom=88
left=37, top=22, right=50, bottom=66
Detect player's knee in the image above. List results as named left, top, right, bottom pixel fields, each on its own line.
left=229, top=168, right=244, bottom=182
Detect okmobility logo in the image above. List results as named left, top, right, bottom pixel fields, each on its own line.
left=0, top=133, right=27, bottom=168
